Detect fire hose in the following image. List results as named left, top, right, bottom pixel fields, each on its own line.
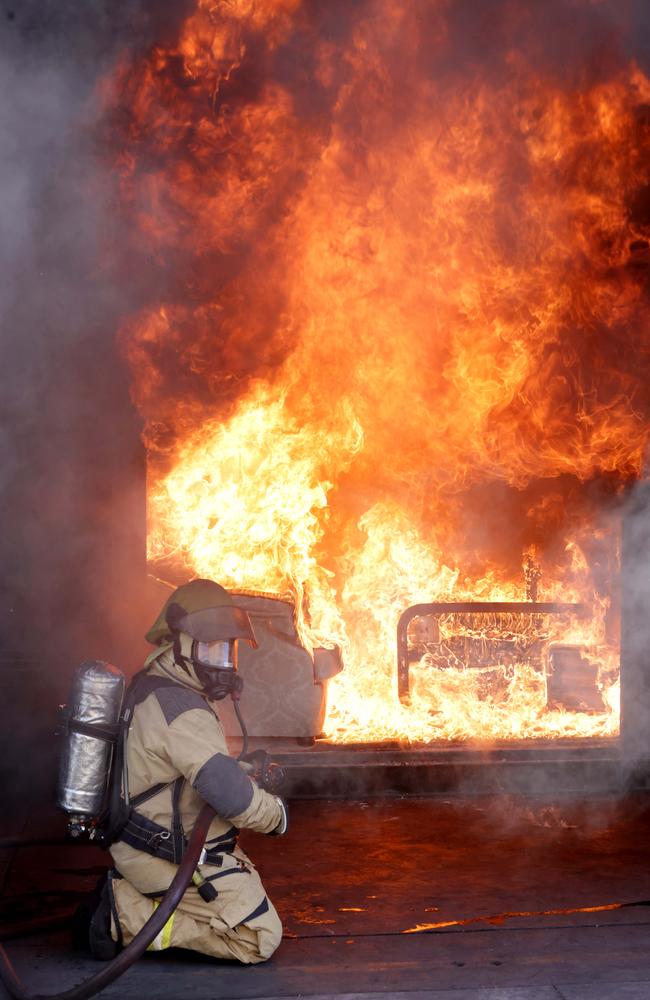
left=0, top=803, right=215, bottom=1000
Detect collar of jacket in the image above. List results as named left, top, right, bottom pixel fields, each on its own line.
left=143, top=633, right=206, bottom=693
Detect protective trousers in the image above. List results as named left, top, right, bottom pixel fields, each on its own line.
left=109, top=852, right=282, bottom=963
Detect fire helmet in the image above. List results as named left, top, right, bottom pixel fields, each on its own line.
left=146, top=579, right=258, bottom=700
left=145, top=579, right=258, bottom=648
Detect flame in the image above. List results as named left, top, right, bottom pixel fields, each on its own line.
left=110, top=1, right=650, bottom=742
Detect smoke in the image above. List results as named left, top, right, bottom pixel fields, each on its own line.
left=0, top=0, right=192, bottom=805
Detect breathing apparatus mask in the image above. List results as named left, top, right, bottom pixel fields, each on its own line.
left=191, top=638, right=243, bottom=701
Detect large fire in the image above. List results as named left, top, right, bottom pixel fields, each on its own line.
left=109, top=0, right=650, bottom=743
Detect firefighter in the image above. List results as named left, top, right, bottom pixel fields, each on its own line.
left=94, top=579, right=287, bottom=964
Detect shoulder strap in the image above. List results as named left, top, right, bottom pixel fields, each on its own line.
left=130, top=780, right=175, bottom=809
left=125, top=675, right=187, bottom=860
left=93, top=670, right=148, bottom=847
left=93, top=671, right=190, bottom=849
left=119, top=671, right=184, bottom=807
left=128, top=674, right=187, bottom=708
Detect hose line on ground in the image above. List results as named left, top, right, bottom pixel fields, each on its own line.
left=0, top=803, right=216, bottom=1000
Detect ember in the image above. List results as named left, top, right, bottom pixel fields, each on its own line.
left=402, top=902, right=628, bottom=934
left=108, top=0, right=650, bottom=744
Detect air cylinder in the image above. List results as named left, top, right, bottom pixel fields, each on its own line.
left=57, top=660, right=125, bottom=824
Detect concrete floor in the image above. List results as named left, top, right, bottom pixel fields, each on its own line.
left=3, top=795, right=650, bottom=999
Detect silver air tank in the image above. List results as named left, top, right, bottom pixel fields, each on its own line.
left=57, top=660, right=125, bottom=835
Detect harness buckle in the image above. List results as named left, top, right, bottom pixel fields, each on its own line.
left=148, top=830, right=171, bottom=850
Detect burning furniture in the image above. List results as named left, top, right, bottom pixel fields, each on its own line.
left=216, top=593, right=343, bottom=740
left=396, top=600, right=609, bottom=717
left=397, top=601, right=588, bottom=702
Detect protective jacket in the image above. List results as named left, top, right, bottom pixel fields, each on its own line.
left=108, top=639, right=284, bottom=963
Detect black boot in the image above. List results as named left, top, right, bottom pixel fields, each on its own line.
left=73, top=870, right=122, bottom=961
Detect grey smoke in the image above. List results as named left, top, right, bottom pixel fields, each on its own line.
left=0, top=0, right=188, bottom=807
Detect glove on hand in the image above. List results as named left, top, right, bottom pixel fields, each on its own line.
left=238, top=750, right=284, bottom=793
left=270, top=797, right=289, bottom=836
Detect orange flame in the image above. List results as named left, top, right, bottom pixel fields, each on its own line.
left=110, top=1, right=650, bottom=742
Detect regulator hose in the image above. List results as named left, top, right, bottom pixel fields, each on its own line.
left=232, top=696, right=249, bottom=759
left=0, top=803, right=216, bottom=1000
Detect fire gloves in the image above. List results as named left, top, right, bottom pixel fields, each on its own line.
left=271, top=797, right=289, bottom=836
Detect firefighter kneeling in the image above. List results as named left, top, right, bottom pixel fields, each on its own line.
left=92, top=580, right=287, bottom=963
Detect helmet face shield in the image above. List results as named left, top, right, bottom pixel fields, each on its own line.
left=165, top=603, right=258, bottom=647
left=147, top=579, right=258, bottom=648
